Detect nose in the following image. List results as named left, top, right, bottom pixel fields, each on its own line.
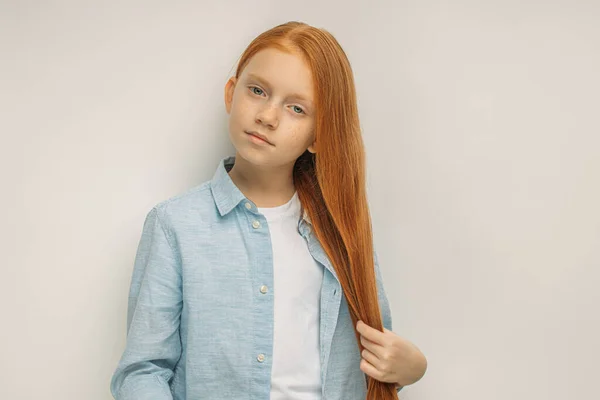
left=256, top=104, right=279, bottom=129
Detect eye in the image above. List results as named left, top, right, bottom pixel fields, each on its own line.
left=249, top=86, right=264, bottom=96
left=291, top=105, right=305, bottom=114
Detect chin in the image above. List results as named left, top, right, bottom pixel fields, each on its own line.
left=231, top=143, right=271, bottom=166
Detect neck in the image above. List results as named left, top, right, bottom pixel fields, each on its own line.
left=227, top=153, right=297, bottom=208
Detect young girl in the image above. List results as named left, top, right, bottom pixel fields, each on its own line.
left=110, top=21, right=427, bottom=400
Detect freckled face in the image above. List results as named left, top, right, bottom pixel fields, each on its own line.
left=224, top=47, right=317, bottom=168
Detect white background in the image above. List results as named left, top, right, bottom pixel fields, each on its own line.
left=1, top=1, right=598, bottom=399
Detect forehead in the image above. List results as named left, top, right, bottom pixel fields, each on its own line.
left=241, top=48, right=314, bottom=102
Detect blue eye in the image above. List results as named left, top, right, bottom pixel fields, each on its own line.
left=292, top=105, right=304, bottom=114
left=250, top=86, right=264, bottom=96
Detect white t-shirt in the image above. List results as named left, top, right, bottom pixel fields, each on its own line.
left=258, top=191, right=324, bottom=400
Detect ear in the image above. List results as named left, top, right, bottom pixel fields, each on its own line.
left=224, top=77, right=237, bottom=114
left=307, top=140, right=317, bottom=154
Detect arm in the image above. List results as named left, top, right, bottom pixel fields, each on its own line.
left=110, top=206, right=183, bottom=400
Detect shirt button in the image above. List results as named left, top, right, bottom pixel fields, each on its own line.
left=252, top=220, right=261, bottom=229
left=257, top=353, right=265, bottom=362
left=245, top=202, right=252, bottom=210
left=260, top=285, right=268, bottom=294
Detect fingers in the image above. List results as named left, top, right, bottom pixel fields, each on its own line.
left=361, top=347, right=382, bottom=370
left=360, top=334, right=385, bottom=359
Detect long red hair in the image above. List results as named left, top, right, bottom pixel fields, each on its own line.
left=233, top=21, right=398, bottom=400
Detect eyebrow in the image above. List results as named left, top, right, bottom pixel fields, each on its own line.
left=246, top=73, right=314, bottom=107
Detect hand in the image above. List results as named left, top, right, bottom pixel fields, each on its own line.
left=356, top=320, right=427, bottom=387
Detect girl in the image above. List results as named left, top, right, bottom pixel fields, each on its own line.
left=110, top=21, right=427, bottom=400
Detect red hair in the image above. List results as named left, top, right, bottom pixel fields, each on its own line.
left=233, top=21, right=398, bottom=399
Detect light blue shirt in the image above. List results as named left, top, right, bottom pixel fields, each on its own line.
left=110, top=155, right=401, bottom=399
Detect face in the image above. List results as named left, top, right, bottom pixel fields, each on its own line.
left=224, top=47, right=316, bottom=169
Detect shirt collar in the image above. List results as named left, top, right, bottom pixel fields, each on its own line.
left=209, top=156, right=247, bottom=217
left=209, top=155, right=312, bottom=226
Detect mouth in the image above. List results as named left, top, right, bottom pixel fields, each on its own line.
left=245, top=130, right=273, bottom=145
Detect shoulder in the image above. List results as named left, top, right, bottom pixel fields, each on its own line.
left=148, top=180, right=215, bottom=231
